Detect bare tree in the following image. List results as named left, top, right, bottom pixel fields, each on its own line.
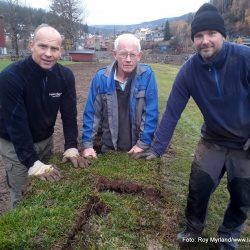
left=4, top=0, right=22, bottom=57
left=50, top=0, right=86, bottom=50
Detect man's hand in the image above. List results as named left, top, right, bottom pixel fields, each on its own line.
left=82, top=148, right=97, bottom=159
left=62, top=148, right=89, bottom=168
left=128, top=145, right=144, bottom=154
left=28, top=160, right=62, bottom=182
left=130, top=148, right=159, bottom=160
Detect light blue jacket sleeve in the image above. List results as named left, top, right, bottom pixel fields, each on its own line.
left=82, top=73, right=102, bottom=148
left=137, top=68, right=158, bottom=148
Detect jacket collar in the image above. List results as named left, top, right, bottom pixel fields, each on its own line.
left=104, top=61, right=141, bottom=94
left=104, top=60, right=147, bottom=78
left=26, top=55, right=56, bottom=74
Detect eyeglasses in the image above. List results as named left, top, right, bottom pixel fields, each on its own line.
left=117, top=51, right=138, bottom=60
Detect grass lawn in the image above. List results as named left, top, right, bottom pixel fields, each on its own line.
left=0, top=62, right=249, bottom=249
left=0, top=59, right=12, bottom=71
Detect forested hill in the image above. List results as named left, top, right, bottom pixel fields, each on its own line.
left=0, top=0, right=249, bottom=37
left=90, top=0, right=250, bottom=37
left=213, top=0, right=250, bottom=36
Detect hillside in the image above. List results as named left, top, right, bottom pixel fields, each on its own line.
left=88, top=13, right=192, bottom=35
left=89, top=0, right=250, bottom=37
left=1, top=0, right=250, bottom=39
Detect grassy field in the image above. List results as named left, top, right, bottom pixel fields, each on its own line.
left=0, top=61, right=249, bottom=249
left=0, top=59, right=12, bottom=71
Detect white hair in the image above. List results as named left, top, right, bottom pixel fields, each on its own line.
left=114, top=33, right=141, bottom=52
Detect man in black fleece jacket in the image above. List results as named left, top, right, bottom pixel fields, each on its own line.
left=0, top=24, right=88, bottom=209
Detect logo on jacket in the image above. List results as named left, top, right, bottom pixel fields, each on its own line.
left=49, top=92, right=62, bottom=98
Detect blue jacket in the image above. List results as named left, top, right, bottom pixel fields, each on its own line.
left=152, top=42, right=250, bottom=156
left=82, top=61, right=158, bottom=150
left=0, top=56, right=78, bottom=167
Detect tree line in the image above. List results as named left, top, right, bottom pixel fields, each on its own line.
left=0, top=0, right=88, bottom=56
left=0, top=0, right=250, bottom=56
left=212, top=0, right=250, bottom=35
left=160, top=0, right=250, bottom=53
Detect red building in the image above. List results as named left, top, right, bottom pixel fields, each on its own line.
left=68, top=50, right=95, bottom=62
left=0, top=15, right=6, bottom=54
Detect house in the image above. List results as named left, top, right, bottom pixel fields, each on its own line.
left=135, top=28, right=151, bottom=41
left=84, top=34, right=111, bottom=51
left=242, top=38, right=250, bottom=47
left=0, top=15, right=7, bottom=55
left=135, top=28, right=164, bottom=42
left=151, top=31, right=164, bottom=42
left=68, top=50, right=96, bottom=62
left=235, top=36, right=250, bottom=47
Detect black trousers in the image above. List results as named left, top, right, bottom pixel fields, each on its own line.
left=185, top=138, right=250, bottom=248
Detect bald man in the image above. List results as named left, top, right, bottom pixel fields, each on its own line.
left=0, top=24, right=88, bottom=209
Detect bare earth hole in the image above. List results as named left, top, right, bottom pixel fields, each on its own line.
left=62, top=195, right=111, bottom=250
left=96, top=176, right=163, bottom=201
left=61, top=176, right=164, bottom=249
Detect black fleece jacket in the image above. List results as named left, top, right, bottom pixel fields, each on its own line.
left=0, top=56, right=78, bottom=168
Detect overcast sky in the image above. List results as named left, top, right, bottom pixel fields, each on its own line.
left=22, top=0, right=210, bottom=25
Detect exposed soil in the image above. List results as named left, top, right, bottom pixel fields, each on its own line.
left=53, top=62, right=106, bottom=153
left=0, top=62, right=106, bottom=215
left=60, top=176, right=163, bottom=249
left=0, top=158, right=10, bottom=214
left=96, top=176, right=163, bottom=201
left=62, top=195, right=111, bottom=250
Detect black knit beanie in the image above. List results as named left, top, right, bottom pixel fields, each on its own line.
left=191, top=3, right=226, bottom=41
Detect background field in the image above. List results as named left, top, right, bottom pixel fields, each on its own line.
left=0, top=60, right=249, bottom=249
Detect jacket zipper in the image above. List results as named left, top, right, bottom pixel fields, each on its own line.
left=210, top=67, right=223, bottom=96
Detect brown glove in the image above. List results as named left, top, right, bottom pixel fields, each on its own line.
left=130, top=148, right=159, bottom=160
left=37, top=165, right=63, bottom=182
left=28, top=161, right=63, bottom=182
left=62, top=148, right=90, bottom=168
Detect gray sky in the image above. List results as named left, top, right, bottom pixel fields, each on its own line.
left=22, top=0, right=210, bottom=25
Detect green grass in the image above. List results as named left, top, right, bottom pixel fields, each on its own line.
left=0, top=62, right=249, bottom=249
left=0, top=153, right=163, bottom=249
left=0, top=59, right=12, bottom=71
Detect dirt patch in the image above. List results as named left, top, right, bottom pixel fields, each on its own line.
left=0, top=156, right=11, bottom=215
left=53, top=62, right=106, bottom=153
left=59, top=176, right=164, bottom=249
left=96, top=176, right=163, bottom=201
left=62, top=195, right=111, bottom=250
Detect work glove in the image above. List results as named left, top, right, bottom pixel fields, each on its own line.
left=127, top=145, right=144, bottom=155
left=61, top=148, right=89, bottom=168
left=131, top=148, right=159, bottom=160
left=82, top=148, right=97, bottom=159
left=28, top=160, right=62, bottom=182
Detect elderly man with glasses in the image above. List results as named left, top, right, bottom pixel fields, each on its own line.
left=81, top=33, right=158, bottom=158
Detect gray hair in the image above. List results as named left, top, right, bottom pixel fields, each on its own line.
left=114, top=33, right=141, bottom=52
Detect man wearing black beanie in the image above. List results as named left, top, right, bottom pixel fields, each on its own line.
left=191, top=3, right=226, bottom=41
left=134, top=3, right=250, bottom=250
